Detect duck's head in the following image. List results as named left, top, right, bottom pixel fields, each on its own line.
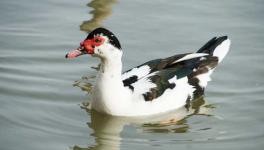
left=66, top=27, right=122, bottom=60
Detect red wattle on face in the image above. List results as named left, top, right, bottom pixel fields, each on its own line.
left=83, top=40, right=94, bottom=54
left=82, top=36, right=105, bottom=54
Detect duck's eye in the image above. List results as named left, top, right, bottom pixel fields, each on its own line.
left=94, top=38, right=101, bottom=43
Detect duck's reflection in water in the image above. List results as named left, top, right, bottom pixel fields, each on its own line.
left=73, top=97, right=213, bottom=150
left=80, top=0, right=118, bottom=32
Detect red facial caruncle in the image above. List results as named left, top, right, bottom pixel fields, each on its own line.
left=65, top=36, right=105, bottom=59
left=81, top=36, right=105, bottom=54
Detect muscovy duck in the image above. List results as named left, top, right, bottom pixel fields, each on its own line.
left=66, top=28, right=231, bottom=116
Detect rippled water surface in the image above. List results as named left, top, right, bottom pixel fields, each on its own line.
left=1, top=0, right=264, bottom=150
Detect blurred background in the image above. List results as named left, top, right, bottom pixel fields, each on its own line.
left=0, top=0, right=264, bottom=150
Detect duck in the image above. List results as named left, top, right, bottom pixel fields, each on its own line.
left=66, top=27, right=231, bottom=116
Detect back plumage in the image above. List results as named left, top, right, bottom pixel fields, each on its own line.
left=122, top=36, right=231, bottom=101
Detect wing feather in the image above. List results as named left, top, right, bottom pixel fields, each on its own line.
left=122, top=53, right=208, bottom=87
left=128, top=54, right=218, bottom=101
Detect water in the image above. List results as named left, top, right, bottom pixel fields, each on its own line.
left=0, top=0, right=264, bottom=150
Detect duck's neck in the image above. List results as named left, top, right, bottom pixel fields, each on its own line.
left=93, top=54, right=132, bottom=115
left=99, top=57, right=122, bottom=79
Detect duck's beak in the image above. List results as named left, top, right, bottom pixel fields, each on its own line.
left=65, top=46, right=87, bottom=59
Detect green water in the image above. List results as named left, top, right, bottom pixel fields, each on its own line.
left=1, top=0, right=264, bottom=150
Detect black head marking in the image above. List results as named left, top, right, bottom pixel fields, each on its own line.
left=86, top=27, right=122, bottom=50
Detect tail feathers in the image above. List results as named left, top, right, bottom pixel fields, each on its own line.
left=190, top=36, right=231, bottom=97
left=197, top=36, right=231, bottom=63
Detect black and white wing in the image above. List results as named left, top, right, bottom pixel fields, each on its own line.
left=130, top=54, right=219, bottom=101
left=122, top=53, right=207, bottom=89
left=122, top=36, right=230, bottom=101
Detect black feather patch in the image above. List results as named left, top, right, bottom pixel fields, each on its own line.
left=140, top=53, right=190, bottom=74
left=123, top=75, right=138, bottom=90
left=188, top=77, right=204, bottom=98
left=123, top=53, right=190, bottom=76
left=143, top=74, right=177, bottom=101
left=127, top=85, right=134, bottom=91
left=185, top=95, right=192, bottom=110
left=197, top=36, right=228, bottom=55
